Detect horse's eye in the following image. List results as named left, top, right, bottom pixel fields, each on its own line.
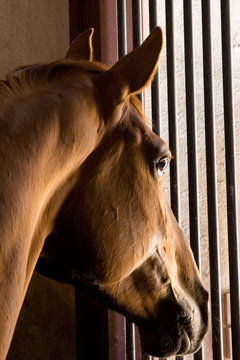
left=155, top=158, right=169, bottom=176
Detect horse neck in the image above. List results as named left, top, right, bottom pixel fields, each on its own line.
left=0, top=86, right=101, bottom=359
left=4, top=84, right=102, bottom=244
left=1, top=83, right=99, bottom=214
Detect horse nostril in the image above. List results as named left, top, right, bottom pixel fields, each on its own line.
left=177, top=314, right=185, bottom=324
left=177, top=314, right=191, bottom=326
left=177, top=314, right=194, bottom=340
left=161, top=274, right=168, bottom=283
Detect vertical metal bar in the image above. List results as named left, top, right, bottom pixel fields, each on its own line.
left=149, top=4, right=160, bottom=360
left=201, top=1, right=224, bottom=359
left=183, top=2, right=203, bottom=359
left=126, top=321, right=136, bottom=360
left=166, top=0, right=182, bottom=354
left=149, top=0, right=160, bottom=136
left=118, top=3, right=137, bottom=359
left=220, top=1, right=240, bottom=359
left=183, top=0, right=201, bottom=273
left=134, top=327, right=143, bottom=360
left=131, top=3, right=150, bottom=356
left=165, top=0, right=179, bottom=222
left=131, top=0, right=142, bottom=48
left=132, top=0, right=142, bottom=102
left=117, top=0, right=127, bottom=58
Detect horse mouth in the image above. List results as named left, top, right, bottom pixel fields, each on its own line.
left=176, top=328, right=191, bottom=354
left=138, top=316, right=197, bottom=357
left=176, top=315, right=195, bottom=354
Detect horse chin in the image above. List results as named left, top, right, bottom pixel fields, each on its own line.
left=138, top=321, right=200, bottom=358
left=137, top=297, right=206, bottom=358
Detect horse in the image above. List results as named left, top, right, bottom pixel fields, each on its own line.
left=0, top=27, right=208, bottom=359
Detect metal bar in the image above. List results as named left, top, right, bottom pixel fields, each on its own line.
left=117, top=0, right=127, bottom=58
left=220, top=1, right=240, bottom=359
left=149, top=0, right=160, bottom=136
left=126, top=320, right=136, bottom=360
left=132, top=0, right=142, bottom=102
left=132, top=3, right=151, bottom=357
left=201, top=1, right=224, bottom=359
left=149, top=0, right=157, bottom=41
left=183, top=2, right=202, bottom=359
left=165, top=0, right=179, bottom=222
left=183, top=0, right=201, bottom=270
left=117, top=3, right=138, bottom=358
left=134, top=327, right=143, bottom=360
left=131, top=0, right=142, bottom=48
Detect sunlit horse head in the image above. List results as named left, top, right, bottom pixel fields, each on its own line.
left=0, top=27, right=208, bottom=358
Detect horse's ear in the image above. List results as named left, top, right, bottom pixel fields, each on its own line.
left=96, top=27, right=163, bottom=98
left=65, top=28, right=94, bottom=61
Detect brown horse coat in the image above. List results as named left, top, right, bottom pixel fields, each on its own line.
left=0, top=28, right=208, bottom=358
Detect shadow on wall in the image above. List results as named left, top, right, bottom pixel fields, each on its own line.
left=7, top=272, right=76, bottom=360
left=0, top=1, right=75, bottom=359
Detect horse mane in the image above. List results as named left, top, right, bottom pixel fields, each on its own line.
left=0, top=58, right=146, bottom=124
left=0, top=60, right=108, bottom=97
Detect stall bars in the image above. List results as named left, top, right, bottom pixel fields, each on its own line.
left=69, top=1, right=240, bottom=359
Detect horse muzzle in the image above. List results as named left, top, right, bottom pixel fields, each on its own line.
left=139, top=314, right=207, bottom=357
left=138, top=290, right=209, bottom=357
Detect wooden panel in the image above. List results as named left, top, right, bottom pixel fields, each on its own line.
left=69, top=0, right=101, bottom=60
left=75, top=289, right=109, bottom=360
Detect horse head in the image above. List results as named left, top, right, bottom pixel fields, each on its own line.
left=38, top=27, right=208, bottom=357
left=0, top=27, right=208, bottom=358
